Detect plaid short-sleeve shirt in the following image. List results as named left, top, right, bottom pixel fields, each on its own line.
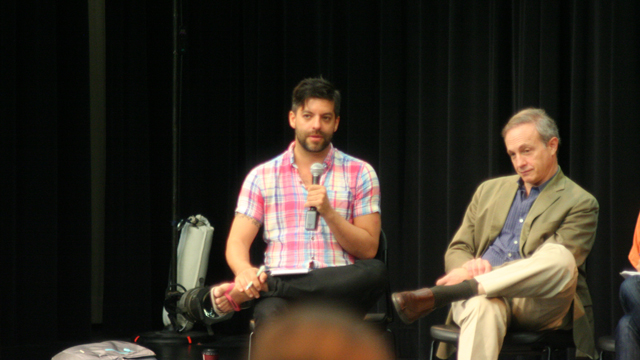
left=236, top=141, right=381, bottom=270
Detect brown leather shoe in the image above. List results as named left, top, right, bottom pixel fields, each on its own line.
left=391, top=288, right=436, bottom=324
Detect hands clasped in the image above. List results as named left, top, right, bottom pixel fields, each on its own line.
left=236, top=266, right=268, bottom=299
left=436, top=258, right=492, bottom=286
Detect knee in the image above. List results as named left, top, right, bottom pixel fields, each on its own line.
left=619, top=277, right=640, bottom=304
left=370, top=259, right=388, bottom=281
left=357, top=259, right=388, bottom=285
left=543, top=243, right=576, bottom=279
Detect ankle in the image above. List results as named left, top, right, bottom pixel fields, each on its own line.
left=430, top=279, right=478, bottom=308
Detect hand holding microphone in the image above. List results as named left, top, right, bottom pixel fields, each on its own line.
left=305, top=163, right=324, bottom=230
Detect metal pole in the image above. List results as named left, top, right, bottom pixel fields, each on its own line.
left=170, top=0, right=180, bottom=285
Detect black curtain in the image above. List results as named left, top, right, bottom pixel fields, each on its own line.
left=2, top=0, right=92, bottom=348
left=101, top=0, right=173, bottom=336
left=4, top=1, right=640, bottom=359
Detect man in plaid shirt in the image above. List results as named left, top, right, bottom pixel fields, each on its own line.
left=210, top=77, right=387, bottom=327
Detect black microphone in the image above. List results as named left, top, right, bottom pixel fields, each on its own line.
left=305, top=163, right=324, bottom=230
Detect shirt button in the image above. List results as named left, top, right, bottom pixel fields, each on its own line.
left=519, top=218, right=524, bottom=223
left=311, top=236, right=314, bottom=241
left=514, top=240, right=518, bottom=244
left=508, top=253, right=512, bottom=258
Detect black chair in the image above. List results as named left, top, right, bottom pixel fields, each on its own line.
left=363, top=230, right=395, bottom=354
left=597, top=335, right=615, bottom=359
left=429, top=323, right=576, bottom=360
left=248, top=229, right=394, bottom=359
left=364, top=229, right=394, bottom=325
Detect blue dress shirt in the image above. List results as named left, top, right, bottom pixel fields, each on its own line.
left=481, top=175, right=554, bottom=267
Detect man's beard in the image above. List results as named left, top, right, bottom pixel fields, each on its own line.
left=296, top=130, right=333, bottom=153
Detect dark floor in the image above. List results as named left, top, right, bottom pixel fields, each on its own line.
left=2, top=327, right=593, bottom=360
left=135, top=332, right=249, bottom=360
left=1, top=332, right=249, bottom=360
left=2, top=336, right=590, bottom=360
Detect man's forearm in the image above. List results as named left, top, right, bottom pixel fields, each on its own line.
left=225, top=213, right=261, bottom=275
left=444, top=241, right=477, bottom=273
left=322, top=210, right=380, bottom=259
left=226, top=240, right=254, bottom=275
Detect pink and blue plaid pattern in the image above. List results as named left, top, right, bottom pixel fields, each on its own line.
left=236, top=141, right=381, bottom=270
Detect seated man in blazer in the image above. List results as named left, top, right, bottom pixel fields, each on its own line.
left=392, top=108, right=599, bottom=360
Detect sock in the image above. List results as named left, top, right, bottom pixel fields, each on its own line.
left=430, top=279, right=479, bottom=308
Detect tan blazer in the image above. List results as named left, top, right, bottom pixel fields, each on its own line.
left=441, top=168, right=599, bottom=358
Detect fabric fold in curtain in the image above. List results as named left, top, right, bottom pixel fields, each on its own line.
left=2, top=0, right=92, bottom=346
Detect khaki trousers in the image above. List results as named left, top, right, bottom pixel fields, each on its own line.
left=450, top=243, right=578, bottom=360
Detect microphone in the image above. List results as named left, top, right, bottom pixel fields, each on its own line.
left=305, top=163, right=324, bottom=230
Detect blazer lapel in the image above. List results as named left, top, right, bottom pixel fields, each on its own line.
left=488, top=178, right=519, bottom=241
left=521, top=169, right=565, bottom=243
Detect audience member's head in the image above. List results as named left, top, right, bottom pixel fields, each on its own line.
left=250, top=302, right=394, bottom=360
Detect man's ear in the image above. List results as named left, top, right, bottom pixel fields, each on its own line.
left=333, top=116, right=340, bottom=132
left=289, top=110, right=296, bottom=129
left=548, top=137, right=559, bottom=155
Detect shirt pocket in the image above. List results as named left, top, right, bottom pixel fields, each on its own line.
left=327, top=189, right=353, bottom=220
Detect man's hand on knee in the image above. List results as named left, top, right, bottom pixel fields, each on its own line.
left=436, top=267, right=472, bottom=286
left=435, top=259, right=491, bottom=286
left=236, top=267, right=268, bottom=298
left=463, top=258, right=492, bottom=277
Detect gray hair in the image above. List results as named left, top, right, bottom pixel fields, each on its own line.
left=501, top=108, right=561, bottom=145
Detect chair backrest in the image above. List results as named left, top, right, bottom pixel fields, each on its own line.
left=363, top=229, right=393, bottom=324
left=375, top=229, right=388, bottom=264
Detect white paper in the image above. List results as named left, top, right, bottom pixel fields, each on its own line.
left=620, top=270, right=640, bottom=279
left=269, top=268, right=311, bottom=276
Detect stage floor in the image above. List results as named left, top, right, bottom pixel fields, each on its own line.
left=2, top=333, right=249, bottom=360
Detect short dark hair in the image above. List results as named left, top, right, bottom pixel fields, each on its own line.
left=291, top=77, right=341, bottom=117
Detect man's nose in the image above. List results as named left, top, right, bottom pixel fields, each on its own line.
left=311, top=116, right=321, bottom=129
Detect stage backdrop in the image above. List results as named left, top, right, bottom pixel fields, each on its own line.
left=4, top=1, right=640, bottom=359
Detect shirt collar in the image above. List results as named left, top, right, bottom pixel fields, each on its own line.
left=517, top=167, right=559, bottom=193
left=286, top=141, right=335, bottom=172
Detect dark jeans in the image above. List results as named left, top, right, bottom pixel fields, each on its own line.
left=253, top=259, right=388, bottom=328
left=616, top=276, right=640, bottom=360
